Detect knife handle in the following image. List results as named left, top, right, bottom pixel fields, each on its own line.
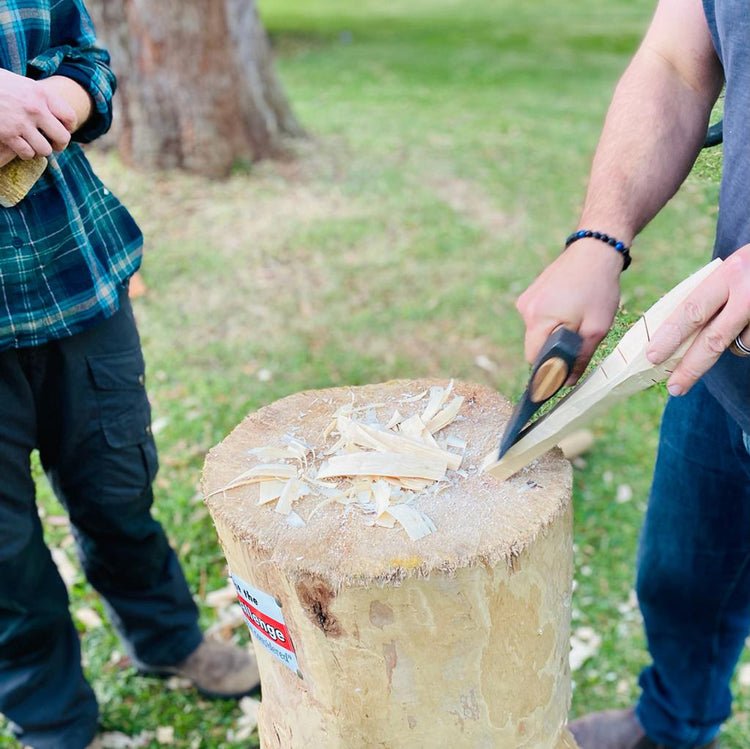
left=528, top=326, right=582, bottom=404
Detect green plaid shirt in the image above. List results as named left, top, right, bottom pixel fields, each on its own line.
left=0, top=0, right=143, bottom=350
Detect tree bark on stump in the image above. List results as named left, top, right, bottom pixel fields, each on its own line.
left=203, top=380, right=579, bottom=748
left=86, top=0, right=303, bottom=177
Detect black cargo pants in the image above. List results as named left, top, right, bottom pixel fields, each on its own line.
left=0, top=292, right=202, bottom=749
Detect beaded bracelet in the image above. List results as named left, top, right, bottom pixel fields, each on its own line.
left=565, top=230, right=632, bottom=271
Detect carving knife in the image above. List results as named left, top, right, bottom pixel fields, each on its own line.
left=497, top=326, right=583, bottom=460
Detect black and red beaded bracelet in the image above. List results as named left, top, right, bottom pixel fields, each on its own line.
left=565, top=230, right=632, bottom=270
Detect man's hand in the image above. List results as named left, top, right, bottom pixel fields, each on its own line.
left=516, top=240, right=623, bottom=383
left=646, top=247, right=750, bottom=394
left=0, top=68, right=75, bottom=160
left=35, top=76, right=92, bottom=135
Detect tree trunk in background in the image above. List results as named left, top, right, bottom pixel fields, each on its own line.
left=87, top=0, right=303, bottom=177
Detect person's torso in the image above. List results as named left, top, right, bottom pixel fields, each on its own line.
left=0, top=0, right=143, bottom=351
left=703, top=0, right=750, bottom=258
left=700, top=0, right=750, bottom=432
left=0, top=0, right=52, bottom=73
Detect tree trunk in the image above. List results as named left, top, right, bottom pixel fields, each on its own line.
left=86, top=0, right=303, bottom=177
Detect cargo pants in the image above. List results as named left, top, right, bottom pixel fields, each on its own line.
left=0, top=290, right=202, bottom=749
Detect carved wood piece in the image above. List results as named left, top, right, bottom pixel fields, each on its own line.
left=482, top=259, right=722, bottom=481
left=483, top=259, right=723, bottom=482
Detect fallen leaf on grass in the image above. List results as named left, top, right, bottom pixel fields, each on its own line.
left=231, top=696, right=261, bottom=741
left=50, top=547, right=78, bottom=589
left=99, top=731, right=153, bottom=749
left=474, top=354, right=498, bottom=373
left=206, top=604, right=246, bottom=642
left=165, top=676, right=193, bottom=691
left=75, top=607, right=103, bottom=630
left=205, top=583, right=237, bottom=609
left=569, top=626, right=602, bottom=671
left=616, top=484, right=633, bottom=503
left=156, top=726, right=175, bottom=744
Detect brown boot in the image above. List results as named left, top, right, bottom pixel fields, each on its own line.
left=140, top=638, right=261, bottom=699
left=569, top=708, right=720, bottom=749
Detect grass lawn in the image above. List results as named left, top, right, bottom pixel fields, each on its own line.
left=3, top=0, right=742, bottom=745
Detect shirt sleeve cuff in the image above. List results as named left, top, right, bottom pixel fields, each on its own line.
left=53, top=62, right=114, bottom=143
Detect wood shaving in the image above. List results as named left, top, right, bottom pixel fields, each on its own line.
left=425, top=395, right=464, bottom=434
left=384, top=503, right=437, bottom=541
left=317, top=452, right=447, bottom=481
left=212, top=387, right=468, bottom=540
left=248, top=446, right=293, bottom=461
left=204, top=463, right=297, bottom=498
left=275, top=478, right=308, bottom=515
left=420, top=380, right=454, bottom=424
left=385, top=409, right=405, bottom=430
left=258, top=479, right=287, bottom=505
left=399, top=389, right=429, bottom=403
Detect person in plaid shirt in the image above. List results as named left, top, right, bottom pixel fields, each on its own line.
left=0, top=3, right=259, bottom=747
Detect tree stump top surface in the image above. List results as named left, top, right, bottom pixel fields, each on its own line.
left=203, top=379, right=572, bottom=588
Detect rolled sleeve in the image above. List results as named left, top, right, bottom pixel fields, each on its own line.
left=27, top=0, right=117, bottom=143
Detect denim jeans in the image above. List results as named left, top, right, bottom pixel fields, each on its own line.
left=636, top=380, right=750, bottom=748
left=0, top=292, right=202, bottom=749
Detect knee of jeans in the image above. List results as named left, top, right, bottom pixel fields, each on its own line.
left=636, top=551, right=718, bottom=627
left=636, top=553, right=684, bottom=614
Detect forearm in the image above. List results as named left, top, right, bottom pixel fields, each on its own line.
left=580, top=48, right=722, bottom=244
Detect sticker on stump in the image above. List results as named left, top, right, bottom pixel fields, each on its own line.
left=231, top=573, right=302, bottom=677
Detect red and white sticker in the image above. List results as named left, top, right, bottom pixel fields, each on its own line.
left=231, top=573, right=301, bottom=677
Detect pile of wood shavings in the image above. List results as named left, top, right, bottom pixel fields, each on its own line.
left=205, top=382, right=467, bottom=540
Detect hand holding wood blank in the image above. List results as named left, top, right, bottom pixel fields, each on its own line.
left=647, top=246, right=750, bottom=394
left=485, top=259, right=723, bottom=482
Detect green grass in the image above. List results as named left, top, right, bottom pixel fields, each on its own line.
left=5, top=0, right=743, bottom=745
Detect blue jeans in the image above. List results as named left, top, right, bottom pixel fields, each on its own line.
left=636, top=380, right=750, bottom=748
left=0, top=292, right=202, bottom=749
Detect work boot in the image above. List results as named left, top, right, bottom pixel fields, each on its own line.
left=569, top=708, right=720, bottom=749
left=139, top=638, right=260, bottom=699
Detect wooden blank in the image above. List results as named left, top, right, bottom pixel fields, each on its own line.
left=483, top=259, right=723, bottom=482
left=0, top=156, right=47, bottom=208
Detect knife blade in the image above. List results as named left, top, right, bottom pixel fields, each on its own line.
left=497, top=326, right=582, bottom=460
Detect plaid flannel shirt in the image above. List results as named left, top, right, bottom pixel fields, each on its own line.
left=0, top=0, right=142, bottom=350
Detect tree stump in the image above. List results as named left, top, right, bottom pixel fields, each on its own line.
left=203, top=380, right=578, bottom=748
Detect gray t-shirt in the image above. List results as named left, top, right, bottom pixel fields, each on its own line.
left=700, top=0, right=750, bottom=431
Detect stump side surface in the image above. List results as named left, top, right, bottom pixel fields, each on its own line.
left=203, top=379, right=572, bottom=587
left=215, top=502, right=576, bottom=748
